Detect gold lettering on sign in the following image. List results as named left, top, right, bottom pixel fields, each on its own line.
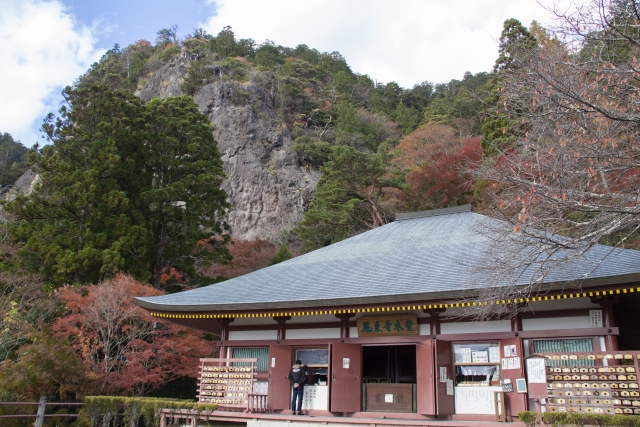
left=357, top=314, right=419, bottom=337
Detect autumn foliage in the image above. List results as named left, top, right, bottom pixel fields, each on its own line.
left=394, top=123, right=483, bottom=212
left=53, top=274, right=217, bottom=396
left=201, top=239, right=278, bottom=280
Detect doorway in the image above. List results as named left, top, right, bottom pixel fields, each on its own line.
left=363, top=345, right=416, bottom=383
left=362, top=345, right=416, bottom=413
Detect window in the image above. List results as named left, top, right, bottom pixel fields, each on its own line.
left=295, top=347, right=329, bottom=385
left=295, top=348, right=328, bottom=367
left=453, top=342, right=501, bottom=386
left=232, top=347, right=269, bottom=372
left=532, top=338, right=594, bottom=366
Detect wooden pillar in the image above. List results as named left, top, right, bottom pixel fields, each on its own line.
left=423, top=308, right=446, bottom=335
left=510, top=314, right=522, bottom=332
left=591, top=296, right=620, bottom=351
left=219, top=318, right=234, bottom=341
left=510, top=304, right=525, bottom=332
left=218, top=318, right=234, bottom=357
left=273, top=315, right=291, bottom=341
left=335, top=313, right=354, bottom=338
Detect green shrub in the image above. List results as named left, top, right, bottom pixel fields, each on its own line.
left=543, top=412, right=569, bottom=427
left=567, top=412, right=587, bottom=427
left=180, top=60, right=215, bottom=95
left=534, top=412, right=640, bottom=427
left=159, top=44, right=180, bottom=62
left=79, top=396, right=217, bottom=427
left=222, top=57, right=249, bottom=81
left=519, top=411, right=539, bottom=427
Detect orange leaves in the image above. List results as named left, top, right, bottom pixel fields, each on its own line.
left=201, top=238, right=278, bottom=280
left=54, top=274, right=217, bottom=395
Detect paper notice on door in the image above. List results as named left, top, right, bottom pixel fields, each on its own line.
left=526, top=358, right=547, bottom=383
left=343, top=358, right=350, bottom=369
left=440, top=366, right=447, bottom=382
left=489, top=346, right=501, bottom=363
left=385, top=394, right=393, bottom=402
left=446, top=379, right=454, bottom=395
left=513, top=357, right=520, bottom=369
left=271, top=357, right=275, bottom=368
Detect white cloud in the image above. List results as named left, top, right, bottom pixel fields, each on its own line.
left=202, top=0, right=553, bottom=87
left=0, top=0, right=105, bottom=146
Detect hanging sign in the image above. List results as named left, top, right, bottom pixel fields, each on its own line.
left=526, top=358, right=547, bottom=384
left=357, top=314, right=418, bottom=337
left=446, top=379, right=454, bottom=395
left=589, top=310, right=603, bottom=328
left=502, top=378, right=514, bottom=393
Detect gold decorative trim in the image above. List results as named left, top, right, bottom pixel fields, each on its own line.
left=148, top=287, right=637, bottom=319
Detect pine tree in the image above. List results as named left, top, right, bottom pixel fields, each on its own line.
left=4, top=86, right=230, bottom=288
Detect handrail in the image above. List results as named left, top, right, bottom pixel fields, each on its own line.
left=0, top=402, right=83, bottom=405
left=247, top=393, right=268, bottom=413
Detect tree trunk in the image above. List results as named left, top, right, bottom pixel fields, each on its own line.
left=154, top=217, right=167, bottom=289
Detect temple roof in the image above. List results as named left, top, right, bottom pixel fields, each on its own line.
left=135, top=206, right=640, bottom=313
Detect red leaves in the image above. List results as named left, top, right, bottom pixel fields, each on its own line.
left=397, top=125, right=482, bottom=211
left=54, top=274, right=217, bottom=395
left=201, top=238, right=278, bottom=280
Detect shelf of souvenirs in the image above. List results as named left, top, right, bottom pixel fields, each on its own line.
left=456, top=380, right=501, bottom=387
left=542, top=353, right=640, bottom=367
left=453, top=362, right=501, bottom=366
left=544, top=353, right=639, bottom=363
left=199, top=366, right=254, bottom=376
left=546, top=364, right=640, bottom=415
left=197, top=384, right=253, bottom=405
left=197, top=396, right=248, bottom=405
left=198, top=364, right=255, bottom=405
left=547, top=402, right=640, bottom=415
left=546, top=365, right=637, bottom=379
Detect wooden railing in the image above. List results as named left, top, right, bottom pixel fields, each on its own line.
left=0, top=397, right=82, bottom=426
left=247, top=393, right=268, bottom=413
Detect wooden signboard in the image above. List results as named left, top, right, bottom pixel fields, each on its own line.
left=366, top=383, right=413, bottom=412
left=197, top=357, right=257, bottom=408
left=357, top=314, right=418, bottom=337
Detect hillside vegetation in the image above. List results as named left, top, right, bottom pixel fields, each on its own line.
left=78, top=25, right=491, bottom=250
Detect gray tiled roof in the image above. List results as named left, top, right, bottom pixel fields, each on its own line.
left=135, top=208, right=640, bottom=312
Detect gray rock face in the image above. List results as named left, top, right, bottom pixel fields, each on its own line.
left=137, top=52, right=189, bottom=101
left=4, top=169, right=38, bottom=201
left=138, top=56, right=319, bottom=241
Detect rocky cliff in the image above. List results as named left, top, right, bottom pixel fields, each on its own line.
left=137, top=53, right=319, bottom=241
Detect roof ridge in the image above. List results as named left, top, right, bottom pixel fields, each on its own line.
left=395, top=205, right=473, bottom=221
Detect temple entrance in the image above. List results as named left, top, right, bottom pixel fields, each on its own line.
left=362, top=345, right=416, bottom=412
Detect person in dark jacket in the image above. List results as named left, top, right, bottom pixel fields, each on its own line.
left=288, top=359, right=306, bottom=415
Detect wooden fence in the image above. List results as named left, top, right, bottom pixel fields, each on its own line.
left=0, top=397, right=82, bottom=426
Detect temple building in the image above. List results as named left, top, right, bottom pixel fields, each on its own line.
left=135, top=205, right=640, bottom=421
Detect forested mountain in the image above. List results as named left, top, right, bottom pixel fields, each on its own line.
left=72, top=25, right=492, bottom=250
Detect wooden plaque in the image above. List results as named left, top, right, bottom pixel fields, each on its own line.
left=365, top=383, right=413, bottom=412
left=357, top=314, right=418, bottom=337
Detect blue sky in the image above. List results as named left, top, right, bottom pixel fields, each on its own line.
left=0, top=0, right=556, bottom=148
left=59, top=0, right=218, bottom=52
